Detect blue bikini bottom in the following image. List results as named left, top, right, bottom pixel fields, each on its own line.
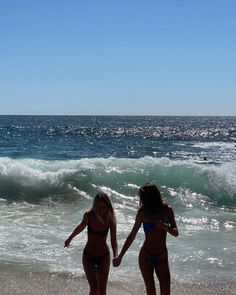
left=142, top=246, right=167, bottom=266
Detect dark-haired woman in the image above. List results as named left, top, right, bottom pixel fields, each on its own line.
left=65, top=192, right=117, bottom=295
left=113, top=183, right=178, bottom=295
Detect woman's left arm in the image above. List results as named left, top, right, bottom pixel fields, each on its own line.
left=113, top=212, right=142, bottom=267
left=166, top=207, right=179, bottom=237
left=110, top=219, right=118, bottom=258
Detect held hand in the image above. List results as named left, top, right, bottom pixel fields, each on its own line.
left=64, top=238, right=71, bottom=248
left=113, top=256, right=122, bottom=267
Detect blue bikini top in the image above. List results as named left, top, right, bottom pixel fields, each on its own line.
left=143, top=218, right=169, bottom=232
left=143, top=221, right=156, bottom=232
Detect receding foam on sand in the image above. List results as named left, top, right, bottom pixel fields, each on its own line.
left=0, top=271, right=236, bottom=295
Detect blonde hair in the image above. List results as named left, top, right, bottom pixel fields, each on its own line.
left=91, top=192, right=116, bottom=224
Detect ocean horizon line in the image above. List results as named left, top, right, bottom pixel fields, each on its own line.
left=0, top=114, right=236, bottom=117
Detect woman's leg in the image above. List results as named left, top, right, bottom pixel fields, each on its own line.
left=97, top=252, right=110, bottom=295
left=138, top=247, right=156, bottom=295
left=82, top=251, right=99, bottom=295
left=154, top=252, right=171, bottom=295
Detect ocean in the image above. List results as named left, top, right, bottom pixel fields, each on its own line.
left=0, top=115, right=235, bottom=291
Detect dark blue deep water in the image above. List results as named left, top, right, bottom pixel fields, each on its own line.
left=1, top=115, right=236, bottom=160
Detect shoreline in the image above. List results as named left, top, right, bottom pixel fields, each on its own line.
left=0, top=271, right=236, bottom=295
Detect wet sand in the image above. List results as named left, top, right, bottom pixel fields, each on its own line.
left=0, top=271, right=235, bottom=295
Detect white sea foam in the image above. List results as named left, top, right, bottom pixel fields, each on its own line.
left=0, top=156, right=235, bottom=283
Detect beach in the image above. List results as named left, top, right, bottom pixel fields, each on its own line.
left=1, top=271, right=236, bottom=295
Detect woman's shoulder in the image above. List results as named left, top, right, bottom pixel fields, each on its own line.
left=165, top=205, right=175, bottom=216
left=166, top=205, right=173, bottom=211
left=136, top=209, right=148, bottom=222
left=108, top=212, right=116, bottom=225
left=83, top=211, right=91, bottom=221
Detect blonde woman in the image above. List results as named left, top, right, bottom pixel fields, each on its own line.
left=65, top=192, right=117, bottom=295
left=113, top=183, right=178, bottom=295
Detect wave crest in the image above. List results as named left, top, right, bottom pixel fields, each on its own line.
left=0, top=157, right=235, bottom=208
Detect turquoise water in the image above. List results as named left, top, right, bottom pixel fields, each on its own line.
left=0, top=115, right=235, bottom=284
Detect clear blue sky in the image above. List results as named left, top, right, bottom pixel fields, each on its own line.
left=0, top=0, right=235, bottom=115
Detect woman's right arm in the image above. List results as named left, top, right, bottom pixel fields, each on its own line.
left=113, top=212, right=142, bottom=266
left=64, top=212, right=89, bottom=247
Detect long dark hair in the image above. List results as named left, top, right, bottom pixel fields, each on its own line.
left=138, top=183, right=167, bottom=214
